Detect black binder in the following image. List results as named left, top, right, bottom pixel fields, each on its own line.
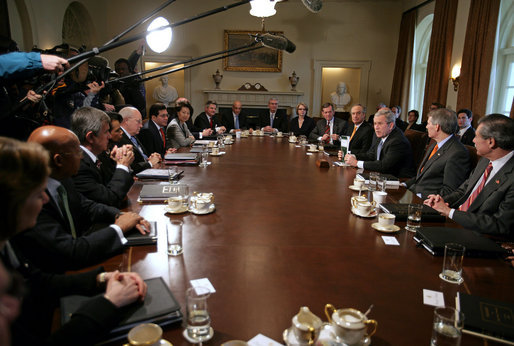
left=379, top=203, right=446, bottom=222
left=124, top=221, right=158, bottom=246
left=413, top=227, right=507, bottom=257
left=60, top=277, right=182, bottom=344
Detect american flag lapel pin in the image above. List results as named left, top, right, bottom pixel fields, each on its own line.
left=495, top=180, right=500, bottom=184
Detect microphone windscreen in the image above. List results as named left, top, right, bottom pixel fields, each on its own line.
left=301, top=0, right=322, bottom=13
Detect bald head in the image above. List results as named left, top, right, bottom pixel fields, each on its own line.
left=119, top=107, right=143, bottom=136
left=232, top=100, right=242, bottom=115
left=28, top=125, right=81, bottom=179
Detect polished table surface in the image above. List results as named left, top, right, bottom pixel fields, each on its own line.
left=97, top=135, right=514, bottom=345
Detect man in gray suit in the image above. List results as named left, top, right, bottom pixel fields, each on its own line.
left=309, top=102, right=347, bottom=145
left=425, top=114, right=514, bottom=238
left=404, top=108, right=470, bottom=198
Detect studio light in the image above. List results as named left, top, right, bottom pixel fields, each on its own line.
left=250, top=0, right=281, bottom=18
left=146, top=16, right=172, bottom=53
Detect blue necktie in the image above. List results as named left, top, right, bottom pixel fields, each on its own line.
left=376, top=140, right=384, bottom=160
left=235, top=116, right=240, bottom=129
left=130, top=136, right=148, bottom=160
left=270, top=114, right=274, bottom=127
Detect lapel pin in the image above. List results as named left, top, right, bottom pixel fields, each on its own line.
left=495, top=180, right=500, bottom=184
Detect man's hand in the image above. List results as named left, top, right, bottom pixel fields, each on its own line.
left=115, top=212, right=148, bottom=234
left=262, top=126, right=273, bottom=132
left=26, top=90, right=42, bottom=103
left=424, top=194, right=451, bottom=217
left=344, top=154, right=358, bottom=167
left=103, top=271, right=146, bottom=308
left=148, top=153, right=161, bottom=166
left=321, top=134, right=330, bottom=142
left=86, top=81, right=105, bottom=94
left=40, top=54, right=69, bottom=73
left=337, top=150, right=343, bottom=161
left=166, top=148, right=177, bottom=154
left=103, top=103, right=115, bottom=112
left=217, top=126, right=227, bottom=134
left=113, top=147, right=134, bottom=166
left=201, top=129, right=213, bottom=137
left=330, top=134, right=340, bottom=141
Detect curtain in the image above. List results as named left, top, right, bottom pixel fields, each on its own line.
left=456, top=0, right=500, bottom=125
left=421, top=0, right=458, bottom=120
left=389, top=10, right=416, bottom=120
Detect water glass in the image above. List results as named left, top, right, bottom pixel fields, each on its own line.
left=168, top=167, right=179, bottom=184
left=440, top=243, right=465, bottom=284
left=430, top=306, right=464, bottom=346
left=377, top=175, right=387, bottom=191
left=186, top=286, right=212, bottom=342
left=368, top=172, right=379, bottom=191
left=199, top=146, right=209, bottom=167
left=405, top=204, right=422, bottom=232
left=167, top=220, right=183, bottom=256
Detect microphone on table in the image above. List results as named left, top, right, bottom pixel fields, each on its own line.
left=254, top=33, right=296, bottom=54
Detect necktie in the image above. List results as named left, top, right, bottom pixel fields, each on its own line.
left=95, top=159, right=102, bottom=169
left=159, top=128, right=166, bottom=149
left=420, top=144, right=438, bottom=173
left=209, top=117, right=213, bottom=129
left=459, top=162, right=493, bottom=211
left=130, top=136, right=148, bottom=160
left=270, top=114, right=274, bottom=128
left=235, top=116, right=240, bottom=129
left=57, top=185, right=77, bottom=238
left=376, top=140, right=384, bottom=160
left=350, top=125, right=357, bottom=141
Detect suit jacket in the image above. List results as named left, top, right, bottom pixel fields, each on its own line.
left=258, top=109, right=289, bottom=132
left=459, top=127, right=475, bottom=146
left=344, top=122, right=373, bottom=155
left=194, top=112, right=223, bottom=131
left=138, top=120, right=166, bottom=156
left=395, top=118, right=408, bottom=132
left=11, top=178, right=123, bottom=273
left=356, top=127, right=416, bottom=178
left=114, top=131, right=151, bottom=174
left=309, top=117, right=348, bottom=142
left=406, top=123, right=426, bottom=132
left=167, top=118, right=195, bottom=148
left=221, top=110, right=249, bottom=131
left=289, top=116, right=316, bottom=137
left=444, top=155, right=514, bottom=238
left=405, top=136, right=470, bottom=198
left=72, top=149, right=133, bottom=208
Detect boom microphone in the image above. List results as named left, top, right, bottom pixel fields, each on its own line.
left=256, top=33, right=296, bottom=54
left=301, top=0, right=322, bottom=13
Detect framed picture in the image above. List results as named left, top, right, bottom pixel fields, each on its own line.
left=223, top=30, right=282, bottom=72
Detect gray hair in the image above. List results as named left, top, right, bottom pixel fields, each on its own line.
left=478, top=114, right=514, bottom=150
left=119, top=106, right=138, bottom=121
left=321, top=102, right=335, bottom=112
left=351, top=104, right=367, bottom=114
left=428, top=108, right=458, bottom=135
left=374, top=108, right=395, bottom=124
left=71, top=107, right=110, bottom=144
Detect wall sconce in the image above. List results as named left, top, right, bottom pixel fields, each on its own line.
left=450, top=64, right=460, bottom=92
left=250, top=0, right=282, bottom=17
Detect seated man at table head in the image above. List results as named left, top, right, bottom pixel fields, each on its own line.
left=0, top=136, right=147, bottom=345
left=456, top=108, right=475, bottom=146
left=115, top=106, right=161, bottom=173
left=309, top=102, right=347, bottom=145
left=222, top=100, right=249, bottom=133
left=10, top=125, right=151, bottom=273
left=70, top=106, right=134, bottom=208
left=167, top=102, right=196, bottom=149
left=343, top=104, right=373, bottom=155
left=289, top=102, right=315, bottom=137
left=425, top=114, right=514, bottom=238
left=138, top=102, right=175, bottom=157
left=404, top=108, right=470, bottom=198
left=194, top=100, right=226, bottom=135
left=344, top=108, right=415, bottom=178
left=259, top=97, right=289, bottom=133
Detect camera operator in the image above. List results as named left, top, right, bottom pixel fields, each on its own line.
left=114, top=44, right=146, bottom=118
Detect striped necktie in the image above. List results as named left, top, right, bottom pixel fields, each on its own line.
left=130, top=136, right=148, bottom=159
left=459, top=162, right=493, bottom=211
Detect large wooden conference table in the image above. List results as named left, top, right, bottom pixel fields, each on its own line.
left=99, top=135, right=513, bottom=345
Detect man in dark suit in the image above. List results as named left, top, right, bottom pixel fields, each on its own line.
left=425, top=114, right=514, bottom=238
left=345, top=108, right=415, bottom=178
left=70, top=107, right=134, bottom=208
left=259, top=97, right=289, bottom=133
left=404, top=108, right=470, bottom=198
left=344, top=104, right=373, bottom=155
left=11, top=125, right=150, bottom=273
left=194, top=100, right=227, bottom=134
left=115, top=106, right=161, bottom=174
left=309, top=102, right=347, bottom=145
left=222, top=100, right=248, bottom=132
left=392, top=105, right=408, bottom=132
left=456, top=108, right=475, bottom=146
left=138, top=103, right=169, bottom=157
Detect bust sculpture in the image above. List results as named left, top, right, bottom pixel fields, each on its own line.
left=153, top=76, right=178, bottom=106
left=330, top=82, right=351, bottom=112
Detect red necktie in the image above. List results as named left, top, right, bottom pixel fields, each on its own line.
left=159, top=128, right=166, bottom=149
left=459, top=162, right=493, bottom=211
left=421, top=144, right=438, bottom=173
left=209, top=117, right=213, bottom=128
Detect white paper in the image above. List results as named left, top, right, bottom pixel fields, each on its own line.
left=423, top=289, right=445, bottom=307
left=190, top=278, right=216, bottom=293
left=247, top=334, right=282, bottom=346
left=306, top=152, right=313, bottom=156
left=382, top=236, right=400, bottom=246
left=333, top=161, right=344, bottom=167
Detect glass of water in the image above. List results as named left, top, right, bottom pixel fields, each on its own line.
left=186, top=286, right=212, bottom=342
left=199, top=146, right=209, bottom=168
left=439, top=243, right=466, bottom=284
left=405, top=203, right=422, bottom=232
left=430, top=306, right=464, bottom=346
left=167, top=220, right=183, bottom=256
left=368, top=172, right=379, bottom=191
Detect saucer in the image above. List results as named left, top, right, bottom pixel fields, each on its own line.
left=164, top=205, right=189, bottom=214
left=371, top=222, right=401, bottom=233
left=210, top=152, right=226, bottom=156
left=349, top=185, right=368, bottom=192
left=182, top=327, right=214, bottom=343
left=188, top=204, right=216, bottom=215
left=157, top=339, right=172, bottom=346
left=307, top=149, right=319, bottom=153
left=317, top=324, right=371, bottom=346
left=224, top=141, right=234, bottom=145
left=351, top=207, right=377, bottom=218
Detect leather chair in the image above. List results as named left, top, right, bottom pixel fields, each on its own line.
left=404, top=129, right=430, bottom=171
left=465, top=144, right=480, bottom=170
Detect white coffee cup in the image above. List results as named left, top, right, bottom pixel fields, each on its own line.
left=356, top=201, right=374, bottom=215
left=208, top=141, right=215, bottom=147
left=372, top=191, right=387, bottom=204
left=277, top=131, right=283, bottom=137
left=168, top=196, right=185, bottom=211
left=351, top=196, right=368, bottom=209
left=211, top=147, right=219, bottom=155
left=235, top=131, right=241, bottom=139
left=378, top=213, right=395, bottom=228
left=309, top=144, right=317, bottom=151
left=353, top=178, right=365, bottom=189
left=325, top=307, right=377, bottom=345
left=289, top=135, right=297, bottom=143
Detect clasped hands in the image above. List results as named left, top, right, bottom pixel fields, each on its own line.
left=100, top=271, right=147, bottom=308
left=424, top=194, right=451, bottom=217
